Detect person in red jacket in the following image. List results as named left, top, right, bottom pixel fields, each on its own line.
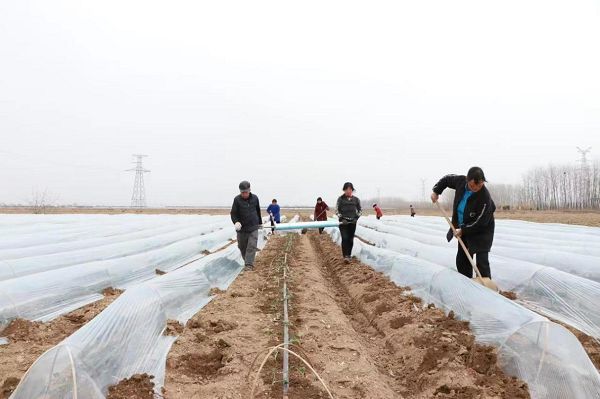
left=373, top=203, right=383, bottom=220
left=314, top=197, right=329, bottom=234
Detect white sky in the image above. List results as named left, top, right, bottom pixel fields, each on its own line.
left=1, top=0, right=599, bottom=207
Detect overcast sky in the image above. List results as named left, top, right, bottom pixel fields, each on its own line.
left=1, top=0, right=599, bottom=207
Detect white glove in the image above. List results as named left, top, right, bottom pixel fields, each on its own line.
left=234, top=222, right=242, bottom=231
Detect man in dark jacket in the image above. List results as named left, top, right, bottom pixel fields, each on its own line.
left=230, top=180, right=262, bottom=269
left=431, top=167, right=496, bottom=279
left=336, top=182, right=362, bottom=263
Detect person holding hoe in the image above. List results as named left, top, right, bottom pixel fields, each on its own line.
left=430, top=167, right=496, bottom=280
left=266, top=198, right=281, bottom=233
left=314, top=197, right=330, bottom=234
left=336, top=182, right=362, bottom=263
left=230, top=180, right=262, bottom=270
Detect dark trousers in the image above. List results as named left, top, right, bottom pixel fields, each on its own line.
left=339, top=223, right=357, bottom=257
left=456, top=244, right=491, bottom=278
left=237, top=230, right=259, bottom=266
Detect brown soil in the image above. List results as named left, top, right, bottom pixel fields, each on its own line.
left=307, top=233, right=529, bottom=398
left=209, top=287, right=226, bottom=296
left=494, top=209, right=600, bottom=227
left=499, top=291, right=518, bottom=300
left=163, top=235, right=288, bottom=398
left=0, top=288, right=122, bottom=398
left=160, top=232, right=530, bottom=398
left=572, top=331, right=600, bottom=370
left=551, top=320, right=600, bottom=371
left=107, top=373, right=156, bottom=399
left=164, top=320, right=184, bottom=336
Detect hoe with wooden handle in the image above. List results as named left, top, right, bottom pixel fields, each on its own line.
left=435, top=201, right=499, bottom=292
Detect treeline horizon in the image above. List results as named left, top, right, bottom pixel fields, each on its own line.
left=3, top=160, right=600, bottom=211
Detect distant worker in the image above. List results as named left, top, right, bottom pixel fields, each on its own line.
left=336, top=182, right=362, bottom=263
left=372, top=203, right=383, bottom=220
left=431, top=167, right=496, bottom=279
left=266, top=199, right=281, bottom=232
left=314, top=197, right=330, bottom=234
left=410, top=204, right=416, bottom=217
left=230, top=180, right=262, bottom=270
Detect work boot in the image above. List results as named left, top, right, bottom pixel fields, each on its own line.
left=244, top=264, right=254, bottom=271
left=344, top=256, right=351, bottom=264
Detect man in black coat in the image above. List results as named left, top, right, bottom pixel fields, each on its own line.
left=230, top=180, right=262, bottom=269
left=430, top=167, right=496, bottom=278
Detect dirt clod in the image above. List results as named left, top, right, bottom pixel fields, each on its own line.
left=209, top=287, right=226, bottom=296
left=390, top=316, right=411, bottom=329
left=102, top=287, right=124, bottom=296
left=174, top=349, right=225, bottom=377
left=164, top=320, right=184, bottom=336
left=500, top=290, right=518, bottom=300
left=1, top=376, right=19, bottom=399
left=107, top=373, right=155, bottom=399
left=1, top=319, right=42, bottom=342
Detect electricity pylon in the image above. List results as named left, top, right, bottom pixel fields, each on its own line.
left=127, top=154, right=150, bottom=208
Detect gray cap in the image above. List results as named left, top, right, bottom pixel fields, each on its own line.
left=239, top=180, right=251, bottom=193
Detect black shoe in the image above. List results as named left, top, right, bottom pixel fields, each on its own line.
left=343, top=257, right=351, bottom=264
left=244, top=264, right=254, bottom=271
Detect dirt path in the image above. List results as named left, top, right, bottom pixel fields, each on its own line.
left=300, top=233, right=528, bottom=398
left=0, top=288, right=122, bottom=399
left=163, top=235, right=287, bottom=398
left=163, top=232, right=530, bottom=398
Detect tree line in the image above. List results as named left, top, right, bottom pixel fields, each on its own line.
left=489, top=161, right=600, bottom=210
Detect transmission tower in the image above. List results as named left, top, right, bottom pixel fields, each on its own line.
left=127, top=154, right=150, bottom=208
left=420, top=178, right=427, bottom=202
left=577, top=147, right=592, bottom=169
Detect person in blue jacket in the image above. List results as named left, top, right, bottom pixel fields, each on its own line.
left=266, top=199, right=281, bottom=230
left=431, top=167, right=496, bottom=279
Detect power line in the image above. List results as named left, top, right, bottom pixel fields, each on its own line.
left=126, top=154, right=150, bottom=208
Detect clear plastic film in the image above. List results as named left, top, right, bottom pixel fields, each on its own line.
left=0, top=214, right=225, bottom=252
left=0, top=218, right=231, bottom=281
left=379, top=216, right=600, bottom=282
left=328, top=228, right=600, bottom=398
left=0, top=227, right=235, bottom=329
left=10, top=246, right=244, bottom=399
left=0, top=216, right=210, bottom=261
left=358, top=218, right=600, bottom=341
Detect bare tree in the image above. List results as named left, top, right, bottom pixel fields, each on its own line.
left=29, top=189, right=57, bottom=214
left=514, top=161, right=600, bottom=210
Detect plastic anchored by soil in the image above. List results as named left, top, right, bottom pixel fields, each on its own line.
left=0, top=287, right=123, bottom=399
left=160, top=231, right=531, bottom=398
left=308, top=233, right=530, bottom=398
left=107, top=373, right=156, bottom=399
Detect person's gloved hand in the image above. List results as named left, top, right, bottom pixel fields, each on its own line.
left=234, top=222, right=242, bottom=231
left=431, top=192, right=439, bottom=203
left=446, top=228, right=454, bottom=242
